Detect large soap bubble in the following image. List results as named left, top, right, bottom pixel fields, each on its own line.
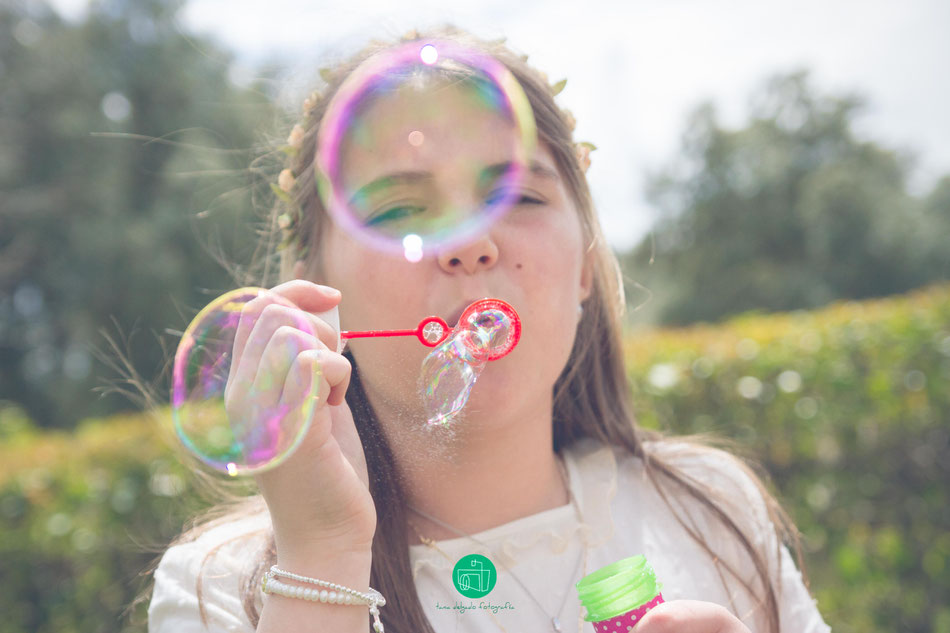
left=315, top=40, right=538, bottom=261
left=170, top=288, right=321, bottom=476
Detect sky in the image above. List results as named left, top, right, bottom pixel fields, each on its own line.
left=52, top=0, right=950, bottom=251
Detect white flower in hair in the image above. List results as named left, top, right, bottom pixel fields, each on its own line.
left=575, top=142, right=596, bottom=174
left=302, top=90, right=319, bottom=115
left=287, top=124, right=305, bottom=149
left=278, top=168, right=296, bottom=193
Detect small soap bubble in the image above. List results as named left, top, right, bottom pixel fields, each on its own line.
left=171, top=288, right=320, bottom=475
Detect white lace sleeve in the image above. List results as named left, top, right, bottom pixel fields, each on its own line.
left=776, top=542, right=831, bottom=632
left=147, top=518, right=268, bottom=633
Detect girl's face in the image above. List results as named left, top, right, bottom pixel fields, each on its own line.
left=318, top=81, right=591, bottom=423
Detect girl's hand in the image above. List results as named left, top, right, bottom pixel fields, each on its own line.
left=635, top=600, right=752, bottom=633
left=224, top=280, right=376, bottom=558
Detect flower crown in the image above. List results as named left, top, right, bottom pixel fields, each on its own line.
left=274, top=61, right=596, bottom=255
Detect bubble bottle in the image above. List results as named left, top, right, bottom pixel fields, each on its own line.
left=576, top=555, right=664, bottom=632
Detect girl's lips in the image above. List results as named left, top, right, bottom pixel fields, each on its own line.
left=446, top=297, right=487, bottom=329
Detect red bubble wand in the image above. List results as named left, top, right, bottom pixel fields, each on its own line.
left=340, top=298, right=521, bottom=359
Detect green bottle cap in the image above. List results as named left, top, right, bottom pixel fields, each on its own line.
left=575, top=554, right=662, bottom=622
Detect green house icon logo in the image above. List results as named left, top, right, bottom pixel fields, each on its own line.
left=452, top=554, right=497, bottom=598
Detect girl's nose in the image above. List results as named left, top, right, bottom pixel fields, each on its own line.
left=437, top=234, right=499, bottom=274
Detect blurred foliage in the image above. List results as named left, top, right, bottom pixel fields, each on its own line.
left=1, top=284, right=947, bottom=632
left=0, top=407, right=208, bottom=633
left=3, top=0, right=949, bottom=433
left=626, top=282, right=950, bottom=633
left=623, top=71, right=950, bottom=326
left=0, top=0, right=282, bottom=429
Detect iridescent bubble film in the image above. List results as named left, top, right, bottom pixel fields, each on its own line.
left=315, top=39, right=538, bottom=261
left=421, top=300, right=519, bottom=427
left=421, top=328, right=490, bottom=427
left=171, top=288, right=319, bottom=476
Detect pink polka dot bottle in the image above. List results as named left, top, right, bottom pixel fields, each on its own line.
left=575, top=555, right=664, bottom=632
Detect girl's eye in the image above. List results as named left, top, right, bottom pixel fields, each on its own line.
left=486, top=192, right=544, bottom=207
left=366, top=205, right=426, bottom=226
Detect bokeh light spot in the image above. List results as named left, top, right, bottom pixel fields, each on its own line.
left=407, top=129, right=425, bottom=146
left=419, top=44, right=438, bottom=65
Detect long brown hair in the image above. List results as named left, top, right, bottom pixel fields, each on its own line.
left=157, top=25, right=805, bottom=633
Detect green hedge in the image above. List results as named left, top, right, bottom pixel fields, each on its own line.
left=0, top=409, right=206, bottom=633
left=625, top=283, right=950, bottom=633
left=1, top=284, right=948, bottom=633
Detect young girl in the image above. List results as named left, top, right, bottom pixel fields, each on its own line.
left=147, top=25, right=831, bottom=633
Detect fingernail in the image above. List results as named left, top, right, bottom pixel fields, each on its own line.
left=318, top=284, right=341, bottom=298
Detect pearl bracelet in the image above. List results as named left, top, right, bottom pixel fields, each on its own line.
left=261, top=565, right=386, bottom=632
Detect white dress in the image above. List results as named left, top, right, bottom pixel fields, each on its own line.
left=147, top=438, right=831, bottom=633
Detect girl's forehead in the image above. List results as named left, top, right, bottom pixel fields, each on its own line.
left=338, top=83, right=524, bottom=189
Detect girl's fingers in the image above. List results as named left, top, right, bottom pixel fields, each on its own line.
left=251, top=326, right=319, bottom=403
left=229, top=282, right=342, bottom=383
left=237, top=301, right=339, bottom=367
left=232, top=304, right=338, bottom=394
left=279, top=348, right=352, bottom=413
left=323, top=351, right=352, bottom=406
left=635, top=600, right=748, bottom=633
left=270, top=348, right=352, bottom=454
left=267, top=279, right=342, bottom=314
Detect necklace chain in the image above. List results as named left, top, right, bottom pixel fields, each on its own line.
left=406, top=455, right=588, bottom=633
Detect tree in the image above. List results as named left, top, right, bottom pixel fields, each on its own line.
left=0, top=0, right=281, bottom=428
left=623, top=70, right=948, bottom=326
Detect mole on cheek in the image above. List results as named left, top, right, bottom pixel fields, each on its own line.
left=516, top=263, right=523, bottom=270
